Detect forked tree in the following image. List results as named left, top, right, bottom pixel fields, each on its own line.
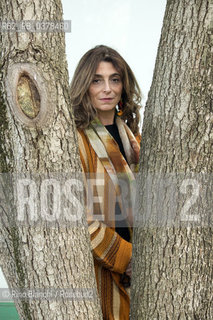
left=0, top=0, right=212, bottom=319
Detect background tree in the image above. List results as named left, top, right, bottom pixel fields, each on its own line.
left=131, top=0, right=212, bottom=319
left=0, top=0, right=102, bottom=319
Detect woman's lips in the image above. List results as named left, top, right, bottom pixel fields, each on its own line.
left=100, top=98, right=113, bottom=101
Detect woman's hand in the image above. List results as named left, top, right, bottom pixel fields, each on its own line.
left=125, top=259, right=132, bottom=278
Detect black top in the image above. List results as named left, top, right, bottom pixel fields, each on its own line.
left=105, top=123, right=127, bottom=162
left=105, top=122, right=130, bottom=242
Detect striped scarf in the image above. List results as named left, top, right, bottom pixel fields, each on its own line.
left=84, top=116, right=140, bottom=229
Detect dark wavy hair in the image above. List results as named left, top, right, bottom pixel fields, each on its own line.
left=70, top=45, right=142, bottom=134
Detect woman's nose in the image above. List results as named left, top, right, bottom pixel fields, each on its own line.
left=103, top=80, right=111, bottom=92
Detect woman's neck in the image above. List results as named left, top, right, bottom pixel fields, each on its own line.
left=97, top=110, right=116, bottom=126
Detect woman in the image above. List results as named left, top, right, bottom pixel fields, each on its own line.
left=70, top=45, right=141, bottom=320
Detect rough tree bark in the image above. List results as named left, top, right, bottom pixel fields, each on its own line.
left=0, top=0, right=102, bottom=319
left=131, top=0, right=212, bottom=319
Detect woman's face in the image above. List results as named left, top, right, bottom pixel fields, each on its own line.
left=88, top=61, right=123, bottom=125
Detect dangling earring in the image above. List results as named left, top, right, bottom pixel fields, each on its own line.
left=117, top=100, right=123, bottom=116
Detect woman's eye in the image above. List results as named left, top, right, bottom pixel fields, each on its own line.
left=92, top=79, right=101, bottom=84
left=111, top=78, right=120, bottom=83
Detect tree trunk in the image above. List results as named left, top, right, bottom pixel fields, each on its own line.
left=0, top=1, right=102, bottom=319
left=131, top=0, right=212, bottom=319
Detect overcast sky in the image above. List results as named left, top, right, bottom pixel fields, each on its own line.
left=0, top=0, right=167, bottom=289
